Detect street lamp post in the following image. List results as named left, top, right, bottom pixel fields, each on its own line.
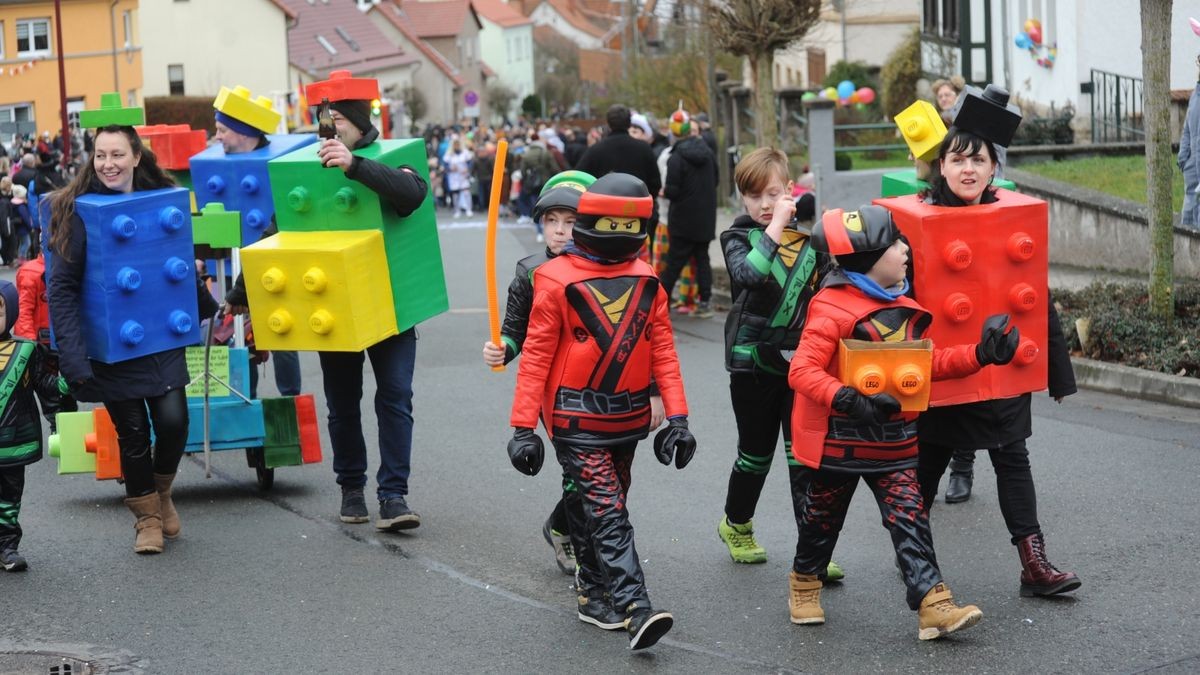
left=54, top=0, right=71, bottom=167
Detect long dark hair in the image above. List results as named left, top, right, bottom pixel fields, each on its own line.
left=922, top=126, right=999, bottom=207
left=49, top=125, right=176, bottom=260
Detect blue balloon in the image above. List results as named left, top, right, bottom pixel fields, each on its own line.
left=1015, top=32, right=1031, bottom=49
left=836, top=80, right=855, bottom=100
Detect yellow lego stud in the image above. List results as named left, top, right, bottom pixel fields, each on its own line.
left=213, top=85, right=282, bottom=135
left=894, top=100, right=947, bottom=162
left=241, top=230, right=399, bottom=351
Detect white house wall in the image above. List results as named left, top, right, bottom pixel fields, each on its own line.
left=140, top=0, right=290, bottom=97
left=479, top=17, right=534, bottom=103
left=528, top=4, right=603, bottom=50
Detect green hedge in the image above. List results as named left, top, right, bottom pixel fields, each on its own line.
left=145, top=96, right=216, bottom=137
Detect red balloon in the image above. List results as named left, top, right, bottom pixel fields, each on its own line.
left=856, top=87, right=876, bottom=105
left=1028, top=26, right=1042, bottom=45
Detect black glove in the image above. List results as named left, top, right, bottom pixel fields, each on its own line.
left=507, top=428, right=544, bottom=476
left=831, top=386, right=901, bottom=425
left=653, top=416, right=696, bottom=469
left=976, top=313, right=1020, bottom=366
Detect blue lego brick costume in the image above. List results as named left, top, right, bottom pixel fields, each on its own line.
left=189, top=134, right=318, bottom=246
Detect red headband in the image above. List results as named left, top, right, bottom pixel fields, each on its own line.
left=820, top=209, right=856, bottom=256
left=577, top=192, right=653, bottom=219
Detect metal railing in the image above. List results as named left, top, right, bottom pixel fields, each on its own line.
left=1089, top=69, right=1145, bottom=143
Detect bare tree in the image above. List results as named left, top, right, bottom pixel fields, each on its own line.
left=400, top=85, right=428, bottom=134
left=487, top=83, right=518, bottom=124
left=706, top=0, right=821, bottom=147
left=1141, top=0, right=1174, bottom=321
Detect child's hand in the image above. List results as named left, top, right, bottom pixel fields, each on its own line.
left=649, top=395, right=665, bottom=430
left=507, top=428, right=544, bottom=476
left=769, top=195, right=796, bottom=231
left=482, top=341, right=505, bottom=367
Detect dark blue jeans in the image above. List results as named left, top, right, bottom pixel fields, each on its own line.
left=318, top=329, right=417, bottom=501
left=248, top=351, right=302, bottom=398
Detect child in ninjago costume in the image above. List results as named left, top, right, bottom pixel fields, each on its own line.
left=507, top=173, right=696, bottom=650
left=0, top=280, right=69, bottom=572
left=787, top=205, right=1018, bottom=640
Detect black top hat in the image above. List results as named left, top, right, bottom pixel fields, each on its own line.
left=950, top=84, right=1023, bottom=148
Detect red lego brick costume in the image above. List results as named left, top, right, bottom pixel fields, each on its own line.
left=507, top=173, right=693, bottom=651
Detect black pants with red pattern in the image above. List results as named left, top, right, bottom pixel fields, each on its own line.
left=794, top=468, right=942, bottom=610
left=553, top=439, right=649, bottom=612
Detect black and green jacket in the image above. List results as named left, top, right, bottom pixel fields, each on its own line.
left=0, top=338, right=61, bottom=468
left=720, top=214, right=830, bottom=376
left=499, top=248, right=555, bottom=365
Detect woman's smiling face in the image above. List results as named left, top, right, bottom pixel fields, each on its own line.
left=93, top=131, right=140, bottom=193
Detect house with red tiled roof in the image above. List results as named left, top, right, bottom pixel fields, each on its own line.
left=279, top=0, right=420, bottom=129
left=369, top=0, right=489, bottom=123
left=474, top=0, right=535, bottom=119
left=140, top=0, right=294, bottom=98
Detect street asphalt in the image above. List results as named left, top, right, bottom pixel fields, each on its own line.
left=1, top=216, right=1198, bottom=674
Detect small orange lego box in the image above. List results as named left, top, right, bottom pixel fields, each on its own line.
left=85, top=407, right=124, bottom=481
left=838, top=339, right=933, bottom=412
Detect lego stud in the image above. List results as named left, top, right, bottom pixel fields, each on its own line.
left=233, top=85, right=251, bottom=98
left=206, top=175, right=226, bottom=195
left=111, top=215, right=138, bottom=240
left=261, top=267, right=287, bottom=293
left=159, top=206, right=185, bottom=232
left=1006, top=231, right=1036, bottom=262
left=48, top=433, right=60, bottom=458
left=1014, top=338, right=1039, bottom=366
left=240, top=175, right=259, bottom=195
left=333, top=187, right=359, bottom=213
left=1008, top=283, right=1038, bottom=312
left=287, top=186, right=312, bottom=213
left=302, top=267, right=328, bottom=293
left=116, top=266, right=142, bottom=291
left=309, top=309, right=335, bottom=335
left=943, top=293, right=974, bottom=322
left=852, top=364, right=885, bottom=395
left=245, top=209, right=266, bottom=230
left=903, top=117, right=931, bottom=141
left=893, top=364, right=925, bottom=396
left=119, top=320, right=145, bottom=346
left=85, top=432, right=98, bottom=454
left=942, top=239, right=973, bottom=271
left=163, top=257, right=190, bottom=282
left=268, top=309, right=294, bottom=334
left=168, top=310, right=193, bottom=335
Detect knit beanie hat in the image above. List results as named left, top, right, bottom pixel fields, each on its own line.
left=330, top=100, right=373, bottom=135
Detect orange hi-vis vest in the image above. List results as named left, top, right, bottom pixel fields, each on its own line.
left=510, top=253, right=688, bottom=447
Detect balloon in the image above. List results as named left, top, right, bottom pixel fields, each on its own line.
left=1015, top=32, right=1031, bottom=49
left=836, top=80, right=856, bottom=100
left=801, top=91, right=816, bottom=101
left=1028, top=26, right=1042, bottom=45
left=824, top=87, right=838, bottom=100
left=855, top=103, right=867, bottom=111
left=856, top=87, right=876, bottom=104
left=839, top=98, right=850, bottom=107
left=816, top=89, right=828, bottom=99
left=849, top=91, right=861, bottom=104
left=1190, top=17, right=1200, bottom=37
left=1024, top=18, right=1041, bottom=34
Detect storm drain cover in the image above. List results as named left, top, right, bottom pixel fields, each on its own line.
left=0, top=651, right=95, bottom=674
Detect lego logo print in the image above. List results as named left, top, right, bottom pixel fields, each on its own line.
left=1007, top=232, right=1036, bottom=262
left=1008, top=283, right=1037, bottom=312
left=942, top=240, right=972, bottom=271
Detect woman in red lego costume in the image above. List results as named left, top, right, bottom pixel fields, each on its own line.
left=506, top=173, right=696, bottom=650
left=47, top=124, right=219, bottom=555
left=916, top=118, right=1081, bottom=598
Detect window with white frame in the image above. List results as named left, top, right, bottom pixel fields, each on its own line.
left=168, top=64, right=185, bottom=95
left=16, top=18, right=51, bottom=57
left=0, top=21, right=5, bottom=59
left=0, top=103, right=35, bottom=124
left=123, top=11, right=133, bottom=48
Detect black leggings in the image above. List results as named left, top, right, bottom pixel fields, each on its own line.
left=659, top=235, right=713, bottom=302
left=725, top=372, right=810, bottom=525
left=918, top=439, right=1042, bottom=544
left=107, top=388, right=189, bottom=498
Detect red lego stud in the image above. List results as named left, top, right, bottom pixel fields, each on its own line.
left=305, top=69, right=381, bottom=104
left=1014, top=338, right=1040, bottom=366
left=943, top=292, right=974, bottom=323
left=1008, top=283, right=1038, bottom=313
left=1007, top=232, right=1036, bottom=262
left=942, top=239, right=973, bottom=271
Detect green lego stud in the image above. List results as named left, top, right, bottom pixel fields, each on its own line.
left=52, top=411, right=98, bottom=474
left=79, top=92, right=145, bottom=129
left=195, top=202, right=244, bottom=248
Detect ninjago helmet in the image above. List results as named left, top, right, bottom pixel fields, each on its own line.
left=814, top=205, right=902, bottom=274
left=573, top=173, right=653, bottom=259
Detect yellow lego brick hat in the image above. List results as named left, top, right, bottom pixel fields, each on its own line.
left=213, top=85, right=281, bottom=136
left=895, top=100, right=947, bottom=162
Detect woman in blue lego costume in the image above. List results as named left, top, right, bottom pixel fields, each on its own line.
left=47, top=125, right=220, bottom=556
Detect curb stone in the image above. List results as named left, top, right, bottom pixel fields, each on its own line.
left=1069, top=357, right=1200, bottom=410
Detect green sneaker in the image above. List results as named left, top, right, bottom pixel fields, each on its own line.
left=718, top=516, right=767, bottom=564
left=825, top=560, right=845, bottom=582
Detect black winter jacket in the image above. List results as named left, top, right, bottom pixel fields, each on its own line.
left=499, top=248, right=554, bottom=365
left=47, top=180, right=220, bottom=403
left=664, top=136, right=718, bottom=241
left=0, top=339, right=62, bottom=468
left=720, top=214, right=829, bottom=376
left=574, top=131, right=662, bottom=197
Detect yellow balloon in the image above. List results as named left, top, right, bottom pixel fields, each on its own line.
left=824, top=87, right=838, bottom=100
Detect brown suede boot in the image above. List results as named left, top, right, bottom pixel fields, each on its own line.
left=125, top=493, right=164, bottom=555
left=1017, top=533, right=1081, bottom=597
left=918, top=582, right=982, bottom=640
left=154, top=473, right=180, bottom=539
left=788, top=570, right=825, bottom=625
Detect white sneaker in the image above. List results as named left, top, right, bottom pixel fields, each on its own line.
left=466, top=210, right=474, bottom=218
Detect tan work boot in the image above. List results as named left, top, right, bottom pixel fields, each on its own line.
left=788, top=570, right=825, bottom=625
left=124, top=493, right=164, bottom=555
left=154, top=473, right=180, bottom=539
left=918, top=582, right=982, bottom=640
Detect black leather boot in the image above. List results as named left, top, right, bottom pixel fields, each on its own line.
left=944, top=450, right=974, bottom=503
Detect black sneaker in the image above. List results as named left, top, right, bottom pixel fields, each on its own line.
left=1, top=549, right=28, bottom=572
left=624, top=603, right=673, bottom=650
left=339, top=487, right=369, bottom=524
left=376, top=497, right=421, bottom=531
left=577, top=590, right=624, bottom=630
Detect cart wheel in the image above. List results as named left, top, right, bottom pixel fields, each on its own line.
left=255, top=466, right=275, bottom=491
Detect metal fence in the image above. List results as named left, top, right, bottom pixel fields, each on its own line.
left=1089, top=69, right=1145, bottom=143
